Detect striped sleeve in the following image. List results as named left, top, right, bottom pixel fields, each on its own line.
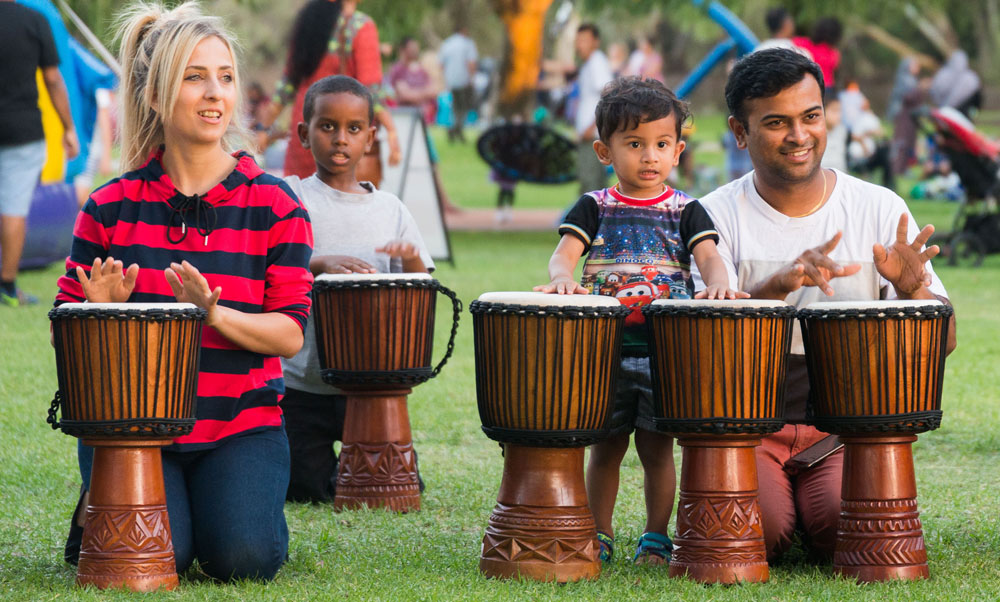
left=262, top=184, right=313, bottom=330
left=55, top=185, right=120, bottom=305
left=557, top=194, right=600, bottom=252
left=679, top=199, right=719, bottom=252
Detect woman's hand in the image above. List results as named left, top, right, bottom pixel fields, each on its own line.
left=164, top=260, right=222, bottom=325
left=76, top=256, right=139, bottom=303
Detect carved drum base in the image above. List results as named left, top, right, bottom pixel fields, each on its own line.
left=670, top=436, right=768, bottom=584
left=77, top=439, right=178, bottom=592
left=835, top=434, right=929, bottom=582
left=334, top=391, right=421, bottom=512
left=479, top=445, right=599, bottom=582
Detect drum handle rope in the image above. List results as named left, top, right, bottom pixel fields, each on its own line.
left=431, top=282, right=462, bottom=378
left=46, top=390, right=63, bottom=430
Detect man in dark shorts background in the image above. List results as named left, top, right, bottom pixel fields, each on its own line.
left=0, top=0, right=78, bottom=307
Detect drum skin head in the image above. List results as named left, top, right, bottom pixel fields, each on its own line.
left=476, top=291, right=620, bottom=308
left=57, top=302, right=199, bottom=311
left=651, top=299, right=790, bottom=309
left=315, top=272, right=433, bottom=283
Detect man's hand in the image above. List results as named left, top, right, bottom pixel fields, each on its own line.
left=766, top=231, right=862, bottom=298
left=873, top=213, right=938, bottom=296
left=63, top=129, right=80, bottom=160
left=76, top=256, right=139, bottom=303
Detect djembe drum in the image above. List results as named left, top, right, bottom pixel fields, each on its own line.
left=311, top=273, right=460, bottom=512
left=470, top=292, right=628, bottom=582
left=643, top=299, right=795, bottom=584
left=48, top=303, right=204, bottom=591
left=799, top=300, right=952, bottom=582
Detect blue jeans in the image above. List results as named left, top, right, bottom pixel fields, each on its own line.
left=78, top=428, right=290, bottom=581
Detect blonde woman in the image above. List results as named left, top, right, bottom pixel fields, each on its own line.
left=57, top=2, right=313, bottom=581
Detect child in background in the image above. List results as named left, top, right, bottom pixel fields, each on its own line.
left=534, top=77, right=745, bottom=564
left=282, top=75, right=434, bottom=502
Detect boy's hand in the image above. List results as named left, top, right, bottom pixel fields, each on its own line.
left=533, top=277, right=588, bottom=295
left=695, top=285, right=750, bottom=300
left=76, top=256, right=139, bottom=303
left=376, top=240, right=420, bottom=260
left=314, top=255, right=376, bottom=274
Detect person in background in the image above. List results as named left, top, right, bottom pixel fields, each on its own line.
left=891, top=75, right=931, bottom=177
left=623, top=35, right=663, bottom=82
left=755, top=6, right=811, bottom=59
left=886, top=57, right=920, bottom=124
left=0, top=0, right=79, bottom=307
left=929, top=50, right=982, bottom=119
left=388, top=35, right=459, bottom=214
left=438, top=23, right=478, bottom=143
left=847, top=95, right=895, bottom=190
left=389, top=36, right=438, bottom=124
left=606, top=41, right=628, bottom=78
left=573, top=23, right=613, bottom=196
left=73, top=88, right=114, bottom=206
left=793, top=17, right=841, bottom=93
left=821, top=96, right=848, bottom=173
left=258, top=0, right=402, bottom=185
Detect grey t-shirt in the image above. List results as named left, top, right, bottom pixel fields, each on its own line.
left=282, top=175, right=435, bottom=394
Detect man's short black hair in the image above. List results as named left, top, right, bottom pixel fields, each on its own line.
left=595, top=76, right=690, bottom=142
left=302, top=75, right=374, bottom=124
left=725, top=48, right=825, bottom=127
left=577, top=23, right=600, bottom=39
left=765, top=7, right=790, bottom=35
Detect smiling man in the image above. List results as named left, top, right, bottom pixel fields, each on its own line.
left=692, top=48, right=956, bottom=563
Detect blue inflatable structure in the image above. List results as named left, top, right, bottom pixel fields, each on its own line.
left=675, top=0, right=759, bottom=99
left=1, top=1, right=117, bottom=271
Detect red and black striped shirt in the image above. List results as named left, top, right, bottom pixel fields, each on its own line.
left=56, top=148, right=314, bottom=450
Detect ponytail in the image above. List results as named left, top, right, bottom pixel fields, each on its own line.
left=115, top=2, right=249, bottom=171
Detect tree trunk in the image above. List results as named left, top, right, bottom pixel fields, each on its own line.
left=492, top=0, right=553, bottom=119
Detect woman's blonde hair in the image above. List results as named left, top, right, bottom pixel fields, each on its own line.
left=116, top=1, right=249, bottom=171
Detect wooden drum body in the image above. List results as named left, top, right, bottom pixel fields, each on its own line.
left=312, top=273, right=460, bottom=512
left=800, top=301, right=952, bottom=582
left=471, top=292, right=627, bottom=582
left=48, top=303, right=204, bottom=592
left=644, top=299, right=795, bottom=584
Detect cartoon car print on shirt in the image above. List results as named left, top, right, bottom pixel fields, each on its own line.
left=615, top=275, right=658, bottom=326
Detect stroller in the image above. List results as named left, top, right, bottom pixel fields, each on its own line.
left=919, top=107, right=1000, bottom=267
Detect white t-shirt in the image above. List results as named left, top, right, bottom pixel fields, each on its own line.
left=693, top=169, right=948, bottom=354
left=281, top=175, right=435, bottom=394
left=575, top=49, right=613, bottom=136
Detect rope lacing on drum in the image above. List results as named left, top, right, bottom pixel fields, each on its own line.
left=797, top=304, right=954, bottom=321
left=468, top=300, right=631, bottom=320
left=315, top=278, right=462, bottom=386
left=167, top=191, right=218, bottom=246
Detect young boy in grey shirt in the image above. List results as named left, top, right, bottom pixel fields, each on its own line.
left=282, top=75, right=433, bottom=502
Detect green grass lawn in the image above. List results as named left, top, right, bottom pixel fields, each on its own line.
left=1, top=117, right=997, bottom=600
left=2, top=229, right=998, bottom=600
